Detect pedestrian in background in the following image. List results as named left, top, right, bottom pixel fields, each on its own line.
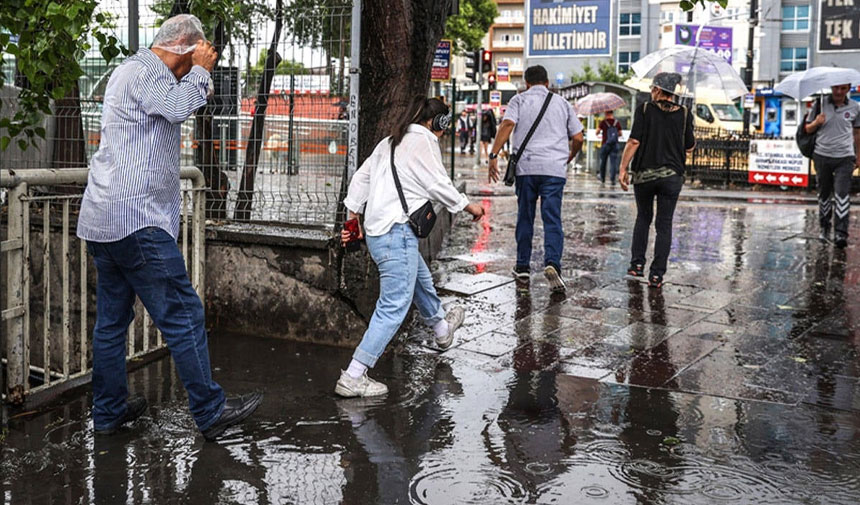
left=77, top=14, right=262, bottom=441
left=480, top=109, right=497, bottom=164
left=804, top=83, right=860, bottom=249
left=338, top=96, right=486, bottom=397
left=457, top=110, right=472, bottom=154
left=597, top=109, right=622, bottom=185
left=487, top=65, right=584, bottom=292
left=618, top=72, right=695, bottom=289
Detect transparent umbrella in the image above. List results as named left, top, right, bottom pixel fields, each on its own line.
left=631, top=46, right=747, bottom=102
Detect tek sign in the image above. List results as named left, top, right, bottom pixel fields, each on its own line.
left=527, top=0, right=612, bottom=57
left=819, top=0, right=860, bottom=51
left=748, top=140, right=809, bottom=187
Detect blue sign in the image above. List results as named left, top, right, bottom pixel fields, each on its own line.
left=527, top=0, right=612, bottom=57
left=556, top=72, right=565, bottom=85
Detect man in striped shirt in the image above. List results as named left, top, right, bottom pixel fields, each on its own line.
left=77, top=15, right=262, bottom=441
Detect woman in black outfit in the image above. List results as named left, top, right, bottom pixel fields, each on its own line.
left=480, top=109, right=497, bottom=163
left=618, top=72, right=696, bottom=289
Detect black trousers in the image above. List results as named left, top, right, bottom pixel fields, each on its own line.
left=814, top=155, right=854, bottom=239
left=631, top=174, right=683, bottom=277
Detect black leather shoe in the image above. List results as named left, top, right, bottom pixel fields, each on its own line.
left=835, top=236, right=848, bottom=249
left=201, top=392, right=263, bottom=441
left=94, top=394, right=148, bottom=435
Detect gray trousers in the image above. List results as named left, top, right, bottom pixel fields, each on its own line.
left=814, top=155, right=854, bottom=239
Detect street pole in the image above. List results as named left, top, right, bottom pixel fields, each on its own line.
left=128, top=0, right=139, bottom=53
left=742, top=0, right=758, bottom=135
left=451, top=78, right=456, bottom=179
left=474, top=54, right=483, bottom=169
left=346, top=0, right=361, bottom=178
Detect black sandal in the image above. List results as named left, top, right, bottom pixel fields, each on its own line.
left=627, top=263, right=644, bottom=277
left=648, top=274, right=663, bottom=289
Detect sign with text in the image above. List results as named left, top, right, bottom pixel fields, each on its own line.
left=819, top=0, right=860, bottom=51
left=527, top=0, right=611, bottom=57
left=497, top=61, right=510, bottom=82
left=748, top=140, right=809, bottom=187
left=675, top=24, right=733, bottom=63
left=431, top=39, right=452, bottom=81
left=489, top=91, right=502, bottom=107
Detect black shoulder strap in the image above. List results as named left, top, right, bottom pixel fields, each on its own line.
left=513, top=91, right=554, bottom=162
left=390, top=141, right=410, bottom=217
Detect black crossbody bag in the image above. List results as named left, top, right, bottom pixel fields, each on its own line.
left=390, top=142, right=437, bottom=238
left=504, top=91, right=554, bottom=186
left=796, top=99, right=820, bottom=159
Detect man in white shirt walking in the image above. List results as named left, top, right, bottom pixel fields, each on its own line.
left=488, top=66, right=584, bottom=291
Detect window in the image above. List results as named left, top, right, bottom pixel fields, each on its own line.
left=696, top=104, right=715, bottom=123
left=617, top=51, right=640, bottom=73
left=782, top=5, right=810, bottom=31
left=660, top=10, right=675, bottom=24
left=512, top=57, right=522, bottom=68
left=780, top=47, right=808, bottom=72
left=620, top=13, right=641, bottom=36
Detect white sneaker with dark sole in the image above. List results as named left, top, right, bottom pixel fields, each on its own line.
left=544, top=265, right=566, bottom=292
left=334, top=370, right=389, bottom=398
left=435, top=305, right=465, bottom=349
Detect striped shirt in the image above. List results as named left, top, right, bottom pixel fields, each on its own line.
left=77, top=48, right=210, bottom=242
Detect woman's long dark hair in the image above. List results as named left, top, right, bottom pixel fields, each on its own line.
left=390, top=95, right=449, bottom=147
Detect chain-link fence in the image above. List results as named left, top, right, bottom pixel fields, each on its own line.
left=2, top=0, right=354, bottom=228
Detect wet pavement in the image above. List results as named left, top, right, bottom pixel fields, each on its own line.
left=2, top=169, right=860, bottom=504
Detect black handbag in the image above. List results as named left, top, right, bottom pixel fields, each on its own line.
left=390, top=142, right=437, bottom=238
left=796, top=99, right=819, bottom=159
left=504, top=91, right=555, bottom=186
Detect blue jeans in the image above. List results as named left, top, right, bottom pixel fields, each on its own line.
left=515, top=175, right=565, bottom=270
left=354, top=223, right=446, bottom=367
left=87, top=227, right=224, bottom=431
left=599, top=142, right=620, bottom=183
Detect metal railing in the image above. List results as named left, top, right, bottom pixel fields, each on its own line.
left=1, top=168, right=206, bottom=406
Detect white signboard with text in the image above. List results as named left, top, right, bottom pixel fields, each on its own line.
left=748, top=139, right=809, bottom=187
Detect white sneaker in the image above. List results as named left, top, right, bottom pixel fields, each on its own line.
left=436, top=305, right=465, bottom=349
left=544, top=265, right=566, bottom=292
left=334, top=370, right=389, bottom=398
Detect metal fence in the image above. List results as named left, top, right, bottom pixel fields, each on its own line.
left=1, top=168, right=206, bottom=406
left=688, top=127, right=860, bottom=190
left=2, top=0, right=355, bottom=228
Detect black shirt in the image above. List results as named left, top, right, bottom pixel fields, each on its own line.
left=629, top=101, right=695, bottom=175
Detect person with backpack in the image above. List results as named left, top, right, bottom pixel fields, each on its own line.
left=803, top=83, right=860, bottom=249
left=618, top=72, right=695, bottom=289
left=337, top=96, right=486, bottom=397
left=597, top=110, right=623, bottom=185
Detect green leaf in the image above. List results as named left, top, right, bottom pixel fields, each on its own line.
left=0, top=137, right=9, bottom=151
left=17, top=139, right=27, bottom=151
left=34, top=127, right=46, bottom=139
left=680, top=0, right=695, bottom=11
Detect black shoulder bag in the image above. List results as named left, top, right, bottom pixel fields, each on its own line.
left=504, top=91, right=554, bottom=186
left=796, top=99, right=820, bottom=159
left=390, top=142, right=437, bottom=238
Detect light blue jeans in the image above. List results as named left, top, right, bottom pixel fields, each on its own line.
left=354, top=223, right=446, bottom=367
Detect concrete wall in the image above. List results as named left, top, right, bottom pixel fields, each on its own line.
left=203, top=209, right=454, bottom=348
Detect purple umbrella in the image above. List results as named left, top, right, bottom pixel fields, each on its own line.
left=573, top=92, right=626, bottom=115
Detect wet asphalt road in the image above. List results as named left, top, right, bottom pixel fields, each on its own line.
left=2, top=171, right=859, bottom=504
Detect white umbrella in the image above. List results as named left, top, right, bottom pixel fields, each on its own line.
left=632, top=45, right=747, bottom=101
left=774, top=67, right=860, bottom=100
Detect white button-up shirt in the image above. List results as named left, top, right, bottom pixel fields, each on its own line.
left=77, top=48, right=210, bottom=242
left=344, top=124, right=469, bottom=237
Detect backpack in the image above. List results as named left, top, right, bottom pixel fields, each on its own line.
left=604, top=119, right=619, bottom=145
left=796, top=100, right=819, bottom=159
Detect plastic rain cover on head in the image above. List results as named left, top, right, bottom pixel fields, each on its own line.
left=151, top=14, right=205, bottom=55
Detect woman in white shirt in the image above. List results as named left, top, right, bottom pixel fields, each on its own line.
left=336, top=96, right=485, bottom=397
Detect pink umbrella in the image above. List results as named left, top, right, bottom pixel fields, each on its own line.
left=573, top=92, right=626, bottom=115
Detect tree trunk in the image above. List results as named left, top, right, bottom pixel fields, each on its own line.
left=358, top=0, right=453, bottom=164
left=233, top=2, right=284, bottom=221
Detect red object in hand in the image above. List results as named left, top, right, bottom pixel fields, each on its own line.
left=344, top=218, right=361, bottom=252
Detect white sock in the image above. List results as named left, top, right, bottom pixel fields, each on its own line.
left=346, top=359, right=368, bottom=379
left=433, top=319, right=449, bottom=338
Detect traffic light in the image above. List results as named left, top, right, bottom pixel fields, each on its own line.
left=464, top=50, right=479, bottom=82
left=487, top=73, right=496, bottom=90
left=481, top=49, right=493, bottom=69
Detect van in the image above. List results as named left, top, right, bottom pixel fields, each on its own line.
left=623, top=77, right=744, bottom=133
